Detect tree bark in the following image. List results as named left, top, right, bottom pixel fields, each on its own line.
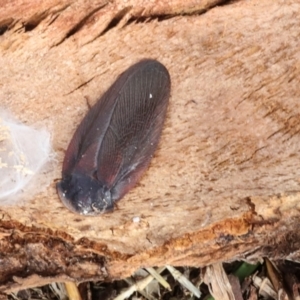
left=1, top=0, right=300, bottom=293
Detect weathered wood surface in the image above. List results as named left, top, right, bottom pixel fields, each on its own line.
left=1, top=0, right=300, bottom=293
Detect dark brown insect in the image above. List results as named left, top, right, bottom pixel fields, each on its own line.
left=57, top=59, right=171, bottom=215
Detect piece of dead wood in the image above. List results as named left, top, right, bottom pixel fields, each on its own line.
left=1, top=0, right=300, bottom=293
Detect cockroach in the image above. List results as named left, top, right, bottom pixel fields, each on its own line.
left=57, top=59, right=171, bottom=215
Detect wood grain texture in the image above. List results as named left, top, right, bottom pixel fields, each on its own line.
left=1, top=0, right=300, bottom=292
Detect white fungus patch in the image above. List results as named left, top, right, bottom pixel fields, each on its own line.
left=0, top=112, right=51, bottom=204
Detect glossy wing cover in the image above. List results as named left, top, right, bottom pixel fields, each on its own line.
left=57, top=59, right=170, bottom=215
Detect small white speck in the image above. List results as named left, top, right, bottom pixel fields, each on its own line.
left=132, top=216, right=140, bottom=223
left=149, top=93, right=152, bottom=98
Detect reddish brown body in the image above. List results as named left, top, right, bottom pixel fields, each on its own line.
left=57, top=59, right=171, bottom=215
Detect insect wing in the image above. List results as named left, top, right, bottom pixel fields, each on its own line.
left=61, top=85, right=116, bottom=178
left=96, top=60, right=170, bottom=199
